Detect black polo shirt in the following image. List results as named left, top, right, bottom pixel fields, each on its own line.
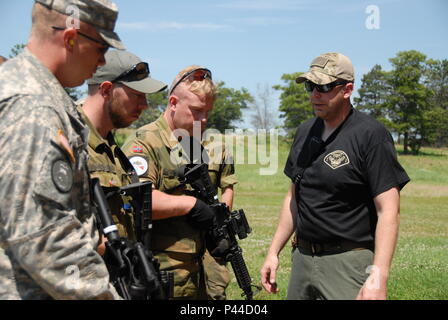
left=284, top=108, right=410, bottom=243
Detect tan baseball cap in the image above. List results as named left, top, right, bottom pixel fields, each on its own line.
left=296, top=52, right=354, bottom=85
left=87, top=50, right=167, bottom=94
left=35, top=0, right=125, bottom=50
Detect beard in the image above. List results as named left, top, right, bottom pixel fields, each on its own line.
left=110, top=112, right=131, bottom=129
left=108, top=99, right=134, bottom=129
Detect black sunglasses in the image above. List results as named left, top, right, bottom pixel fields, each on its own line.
left=169, top=68, right=212, bottom=95
left=51, top=26, right=109, bottom=52
left=111, top=62, right=150, bottom=83
left=304, top=80, right=348, bottom=93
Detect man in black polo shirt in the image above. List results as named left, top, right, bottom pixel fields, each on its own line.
left=260, top=52, right=410, bottom=300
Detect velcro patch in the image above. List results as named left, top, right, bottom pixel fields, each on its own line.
left=324, top=150, right=350, bottom=169
left=311, top=56, right=329, bottom=68
left=51, top=160, right=73, bottom=192
left=132, top=145, right=143, bottom=153
left=129, top=156, right=148, bottom=176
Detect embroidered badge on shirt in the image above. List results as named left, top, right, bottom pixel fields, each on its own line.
left=324, top=150, right=350, bottom=169
left=132, top=145, right=143, bottom=153
left=51, top=159, right=73, bottom=193
left=129, top=156, right=148, bottom=176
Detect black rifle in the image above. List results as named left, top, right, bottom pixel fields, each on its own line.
left=177, top=163, right=259, bottom=300
left=92, top=178, right=173, bottom=300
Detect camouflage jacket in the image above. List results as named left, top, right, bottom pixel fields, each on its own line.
left=0, top=49, right=119, bottom=300
left=122, top=115, right=237, bottom=256
left=78, top=106, right=138, bottom=241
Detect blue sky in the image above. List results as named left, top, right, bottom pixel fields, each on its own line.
left=1, top=0, right=447, bottom=128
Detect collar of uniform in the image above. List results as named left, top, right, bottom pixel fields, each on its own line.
left=22, top=47, right=78, bottom=118
left=77, top=105, right=115, bottom=152
left=153, top=114, right=181, bottom=150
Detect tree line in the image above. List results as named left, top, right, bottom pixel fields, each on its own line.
left=7, top=45, right=447, bottom=154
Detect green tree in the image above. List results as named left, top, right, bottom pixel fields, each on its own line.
left=207, top=81, right=254, bottom=132
left=8, top=44, right=26, bottom=58
left=387, top=50, right=431, bottom=154
left=354, top=64, right=391, bottom=124
left=355, top=53, right=448, bottom=151
left=131, top=90, right=168, bottom=128
left=424, top=59, right=448, bottom=147
left=273, top=72, right=313, bottom=137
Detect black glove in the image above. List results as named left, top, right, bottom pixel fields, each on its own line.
left=206, top=233, right=230, bottom=259
left=187, top=199, right=215, bottom=230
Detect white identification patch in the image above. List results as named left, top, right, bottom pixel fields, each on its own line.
left=324, top=150, right=350, bottom=169
left=129, top=156, right=148, bottom=176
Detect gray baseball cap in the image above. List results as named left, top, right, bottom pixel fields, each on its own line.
left=87, top=50, right=167, bottom=94
left=296, top=52, right=355, bottom=85
left=35, top=0, right=125, bottom=50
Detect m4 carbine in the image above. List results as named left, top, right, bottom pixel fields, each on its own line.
left=92, top=178, right=173, bottom=300
left=177, top=163, right=259, bottom=300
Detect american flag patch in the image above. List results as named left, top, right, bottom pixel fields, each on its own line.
left=133, top=145, right=143, bottom=153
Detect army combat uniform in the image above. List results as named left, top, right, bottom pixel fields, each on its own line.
left=78, top=106, right=138, bottom=240
left=0, top=49, right=119, bottom=299
left=122, top=115, right=237, bottom=299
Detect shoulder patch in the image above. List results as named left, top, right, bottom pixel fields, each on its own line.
left=51, top=159, right=73, bottom=193
left=132, top=145, right=143, bottom=153
left=129, top=156, right=148, bottom=176
left=324, top=150, right=350, bottom=169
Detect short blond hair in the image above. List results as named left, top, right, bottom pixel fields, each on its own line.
left=171, top=65, right=217, bottom=101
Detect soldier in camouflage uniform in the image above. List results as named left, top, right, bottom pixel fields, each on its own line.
left=0, top=0, right=124, bottom=299
left=80, top=49, right=166, bottom=248
left=122, top=66, right=237, bottom=300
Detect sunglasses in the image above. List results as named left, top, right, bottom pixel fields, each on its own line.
left=51, top=26, right=110, bottom=54
left=169, top=68, right=212, bottom=95
left=111, top=62, right=150, bottom=83
left=304, top=80, right=348, bottom=93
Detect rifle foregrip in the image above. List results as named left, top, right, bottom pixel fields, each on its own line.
left=229, top=249, right=253, bottom=300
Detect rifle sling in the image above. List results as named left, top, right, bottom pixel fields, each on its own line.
left=292, top=108, right=354, bottom=186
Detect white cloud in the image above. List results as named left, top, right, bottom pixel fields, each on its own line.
left=118, top=21, right=232, bottom=31
left=216, top=0, right=311, bottom=11
left=118, top=22, right=148, bottom=30
left=226, top=17, right=297, bottom=26
left=157, top=22, right=230, bottom=30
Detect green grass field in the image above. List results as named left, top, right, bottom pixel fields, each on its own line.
left=225, top=141, right=448, bottom=300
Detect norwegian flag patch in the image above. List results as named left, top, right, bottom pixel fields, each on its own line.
left=133, top=145, right=143, bottom=153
